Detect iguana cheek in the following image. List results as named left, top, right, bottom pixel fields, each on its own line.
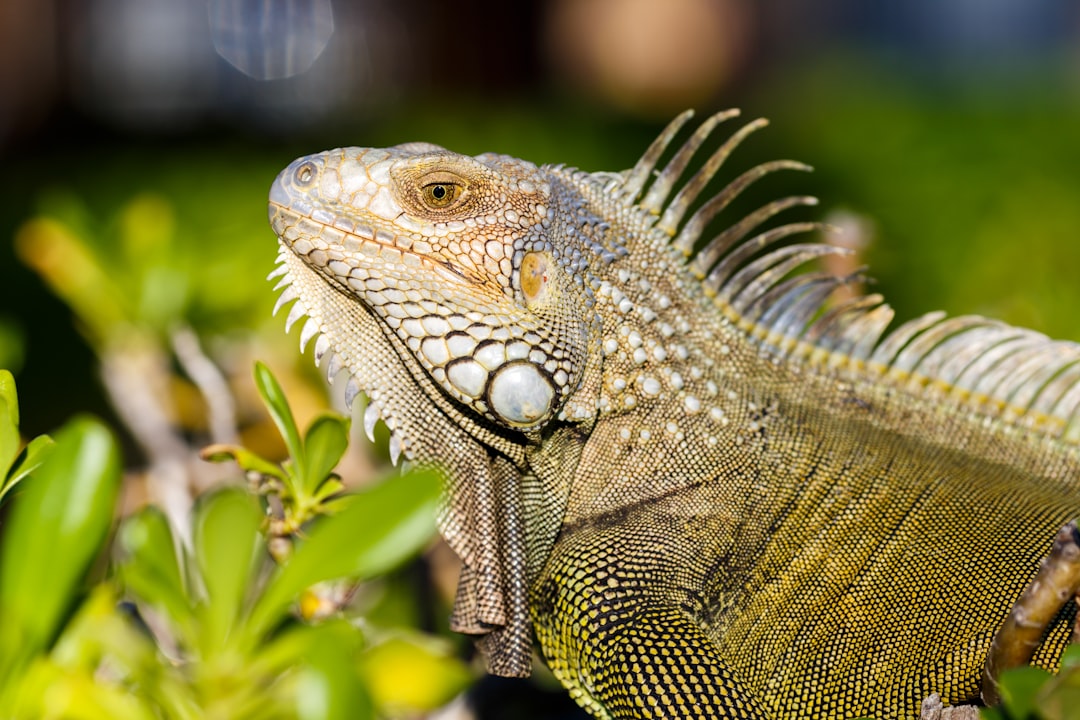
left=414, top=326, right=564, bottom=428
left=441, top=350, right=559, bottom=428
left=446, top=359, right=487, bottom=398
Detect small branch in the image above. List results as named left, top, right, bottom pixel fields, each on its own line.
left=171, top=325, right=239, bottom=446
left=100, top=334, right=193, bottom=544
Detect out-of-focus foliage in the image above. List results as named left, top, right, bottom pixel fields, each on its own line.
left=981, top=646, right=1080, bottom=720
left=15, top=187, right=275, bottom=346
left=0, top=408, right=125, bottom=717
left=758, top=59, right=1080, bottom=342
left=4, top=146, right=305, bottom=446
left=9, top=175, right=363, bottom=507
left=0, top=369, right=54, bottom=505
left=0, top=369, right=470, bottom=719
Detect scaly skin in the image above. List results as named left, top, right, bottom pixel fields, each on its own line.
left=268, top=111, right=1080, bottom=719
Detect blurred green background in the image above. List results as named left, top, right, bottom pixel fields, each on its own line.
left=0, top=1, right=1078, bottom=718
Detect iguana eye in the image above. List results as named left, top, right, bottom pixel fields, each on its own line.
left=399, top=169, right=472, bottom=216
left=421, top=182, right=462, bottom=208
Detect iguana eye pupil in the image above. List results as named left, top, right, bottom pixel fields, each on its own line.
left=422, top=182, right=461, bottom=208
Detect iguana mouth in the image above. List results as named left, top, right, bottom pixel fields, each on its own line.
left=269, top=199, right=480, bottom=293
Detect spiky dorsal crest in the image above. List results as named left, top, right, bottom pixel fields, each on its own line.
left=618, top=110, right=1080, bottom=443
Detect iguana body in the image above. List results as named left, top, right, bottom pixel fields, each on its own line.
left=267, top=111, right=1080, bottom=719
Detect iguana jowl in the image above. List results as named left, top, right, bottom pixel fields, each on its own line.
left=267, top=110, right=1080, bottom=719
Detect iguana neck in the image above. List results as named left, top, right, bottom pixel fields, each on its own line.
left=549, top=164, right=1080, bottom=527
left=546, top=166, right=775, bottom=524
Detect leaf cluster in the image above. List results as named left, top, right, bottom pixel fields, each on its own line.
left=0, top=366, right=470, bottom=719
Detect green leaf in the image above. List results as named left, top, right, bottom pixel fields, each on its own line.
left=248, top=468, right=440, bottom=639
left=358, top=633, right=471, bottom=714
left=199, top=443, right=287, bottom=483
left=312, top=478, right=345, bottom=504
left=254, top=362, right=305, bottom=474
left=998, top=665, right=1052, bottom=720
left=0, top=371, right=20, bottom=477
left=191, top=487, right=262, bottom=653
left=294, top=625, right=372, bottom=720
left=1033, top=658, right=1080, bottom=720
left=50, top=586, right=152, bottom=673
left=116, top=507, right=194, bottom=643
left=1, top=435, right=55, bottom=505
left=1060, top=644, right=1080, bottom=670
left=0, top=370, right=18, bottom=426
left=0, top=371, right=56, bottom=506
left=0, top=416, right=122, bottom=673
left=301, top=414, right=350, bottom=496
left=11, top=654, right=160, bottom=720
left=45, top=584, right=185, bottom=720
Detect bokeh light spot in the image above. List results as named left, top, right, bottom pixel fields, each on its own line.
left=209, top=0, right=334, bottom=80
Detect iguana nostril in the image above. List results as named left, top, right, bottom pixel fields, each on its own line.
left=294, top=160, right=317, bottom=186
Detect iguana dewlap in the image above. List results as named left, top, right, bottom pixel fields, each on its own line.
left=267, top=110, right=1080, bottom=719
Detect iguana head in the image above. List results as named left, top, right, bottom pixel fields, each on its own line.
left=269, top=144, right=601, bottom=436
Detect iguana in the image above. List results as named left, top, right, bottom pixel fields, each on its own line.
left=267, top=110, right=1080, bottom=719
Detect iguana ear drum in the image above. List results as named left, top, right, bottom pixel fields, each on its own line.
left=488, top=361, right=555, bottom=428
left=520, top=251, right=551, bottom=307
